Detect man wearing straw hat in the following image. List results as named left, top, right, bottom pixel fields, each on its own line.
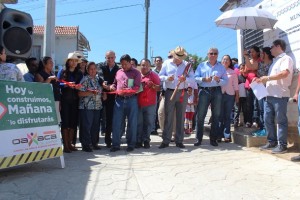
left=158, top=46, right=195, bottom=149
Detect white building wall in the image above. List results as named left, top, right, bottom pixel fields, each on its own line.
left=32, top=35, right=77, bottom=67
left=236, top=0, right=300, bottom=128
left=236, top=0, right=299, bottom=69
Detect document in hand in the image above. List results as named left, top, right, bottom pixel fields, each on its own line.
left=250, top=81, right=269, bottom=100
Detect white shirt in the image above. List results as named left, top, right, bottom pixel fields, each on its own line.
left=266, top=53, right=294, bottom=98
left=186, top=93, right=195, bottom=112
left=159, top=59, right=195, bottom=90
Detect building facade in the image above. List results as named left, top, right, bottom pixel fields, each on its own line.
left=32, top=25, right=90, bottom=67
left=221, top=0, right=300, bottom=146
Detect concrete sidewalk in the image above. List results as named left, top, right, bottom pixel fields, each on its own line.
left=1, top=133, right=300, bottom=200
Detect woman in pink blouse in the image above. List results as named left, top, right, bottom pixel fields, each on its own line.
left=218, top=55, right=239, bottom=142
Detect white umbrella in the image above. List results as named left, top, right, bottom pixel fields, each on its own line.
left=215, top=7, right=277, bottom=30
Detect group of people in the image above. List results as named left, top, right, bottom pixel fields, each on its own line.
left=1, top=39, right=300, bottom=161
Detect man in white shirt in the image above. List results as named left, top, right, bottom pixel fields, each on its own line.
left=256, top=39, right=294, bottom=154
left=158, top=46, right=195, bottom=149
left=291, top=68, right=300, bottom=162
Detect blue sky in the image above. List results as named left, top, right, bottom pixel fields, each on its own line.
left=6, top=0, right=238, bottom=63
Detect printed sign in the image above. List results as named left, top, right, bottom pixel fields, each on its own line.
left=0, top=80, right=63, bottom=169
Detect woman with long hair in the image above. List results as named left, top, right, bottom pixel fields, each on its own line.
left=252, top=47, right=274, bottom=136
left=218, top=55, right=239, bottom=142
left=58, top=52, right=83, bottom=153
left=35, top=56, right=61, bottom=125
left=243, top=46, right=261, bottom=128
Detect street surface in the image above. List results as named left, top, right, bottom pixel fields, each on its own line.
left=1, top=133, right=300, bottom=200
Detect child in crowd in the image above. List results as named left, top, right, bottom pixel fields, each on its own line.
left=184, top=86, right=196, bottom=135
left=234, top=64, right=247, bottom=127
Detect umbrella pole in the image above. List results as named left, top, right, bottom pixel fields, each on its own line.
left=240, top=30, right=245, bottom=63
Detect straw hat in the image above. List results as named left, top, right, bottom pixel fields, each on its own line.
left=66, top=51, right=84, bottom=63
left=171, top=46, right=187, bottom=60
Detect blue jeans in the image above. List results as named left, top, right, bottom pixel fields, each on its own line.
left=112, top=96, right=138, bottom=148
left=79, top=109, right=101, bottom=148
left=219, top=93, right=235, bottom=139
left=264, top=96, right=289, bottom=145
left=137, top=104, right=156, bottom=143
left=257, top=98, right=265, bottom=129
left=196, top=87, right=222, bottom=141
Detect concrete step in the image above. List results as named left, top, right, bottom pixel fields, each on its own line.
left=232, top=126, right=266, bottom=148
left=232, top=126, right=300, bottom=149
left=204, top=123, right=300, bottom=150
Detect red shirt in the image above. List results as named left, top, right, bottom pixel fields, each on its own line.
left=138, top=71, right=160, bottom=107
left=244, top=70, right=257, bottom=89
left=245, top=58, right=261, bottom=89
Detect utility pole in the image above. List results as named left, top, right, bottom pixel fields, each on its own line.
left=43, top=0, right=55, bottom=63
left=144, top=0, right=150, bottom=59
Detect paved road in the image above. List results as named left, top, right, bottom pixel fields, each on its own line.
left=1, top=133, right=300, bottom=200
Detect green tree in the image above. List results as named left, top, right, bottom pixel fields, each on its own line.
left=185, top=53, right=207, bottom=70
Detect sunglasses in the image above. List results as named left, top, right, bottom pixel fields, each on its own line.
left=209, top=52, right=218, bottom=55
left=168, top=55, right=173, bottom=59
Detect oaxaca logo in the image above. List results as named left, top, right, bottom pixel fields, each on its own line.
left=0, top=102, right=7, bottom=119
left=27, top=132, right=38, bottom=146
left=12, top=131, right=57, bottom=146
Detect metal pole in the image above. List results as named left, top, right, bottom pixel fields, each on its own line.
left=144, top=0, right=150, bottom=59
left=43, top=0, right=55, bottom=64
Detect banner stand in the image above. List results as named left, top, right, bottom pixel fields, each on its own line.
left=60, top=155, right=65, bottom=168
left=0, top=80, right=65, bottom=170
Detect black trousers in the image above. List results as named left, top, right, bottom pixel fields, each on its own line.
left=104, top=95, right=115, bottom=145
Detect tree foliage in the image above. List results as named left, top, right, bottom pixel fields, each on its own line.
left=185, top=53, right=207, bottom=70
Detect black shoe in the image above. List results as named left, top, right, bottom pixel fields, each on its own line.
left=271, top=144, right=287, bottom=154
left=217, top=139, right=222, bottom=143
left=158, top=143, right=169, bottom=149
left=106, top=143, right=112, bottom=148
left=224, top=138, right=232, bottom=143
left=194, top=141, right=202, bottom=146
left=291, top=155, right=300, bottom=162
left=143, top=141, right=150, bottom=149
left=151, top=130, right=158, bottom=135
left=234, top=122, right=239, bottom=128
left=176, top=143, right=185, bottom=148
left=110, top=147, right=120, bottom=152
left=259, top=142, right=277, bottom=150
left=82, top=147, right=93, bottom=152
left=210, top=140, right=218, bottom=146
left=126, top=147, right=134, bottom=152
left=92, top=145, right=101, bottom=150
left=135, top=142, right=143, bottom=148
